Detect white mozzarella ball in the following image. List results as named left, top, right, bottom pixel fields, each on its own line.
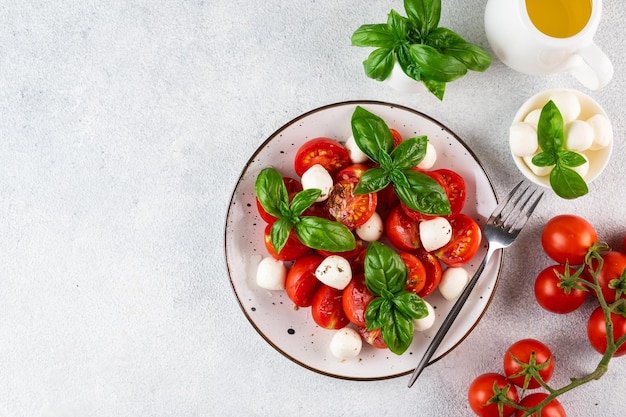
left=419, top=217, right=452, bottom=252
left=565, top=120, right=594, bottom=151
left=356, top=211, right=383, bottom=242
left=315, top=255, right=352, bottom=290
left=439, top=267, right=470, bottom=301
left=522, top=154, right=553, bottom=177
left=524, top=108, right=542, bottom=127
left=344, top=135, right=370, bottom=164
left=329, top=327, right=362, bottom=360
left=301, top=164, right=333, bottom=202
left=548, top=91, right=581, bottom=122
left=571, top=153, right=590, bottom=179
left=414, top=301, right=436, bottom=332
left=509, top=122, right=538, bottom=157
left=256, top=257, right=287, bottom=290
left=417, top=142, right=437, bottom=170
left=587, top=114, right=613, bottom=150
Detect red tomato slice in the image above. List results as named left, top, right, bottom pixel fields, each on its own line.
left=342, top=274, right=375, bottom=327
left=311, top=285, right=350, bottom=330
left=325, top=177, right=377, bottom=230
left=263, top=224, right=310, bottom=261
left=256, top=177, right=302, bottom=224
left=414, top=248, right=443, bottom=298
left=294, top=137, right=351, bottom=177
left=389, top=128, right=403, bottom=147
left=385, top=205, right=421, bottom=251
left=399, top=252, right=427, bottom=294
left=432, top=168, right=466, bottom=217
left=285, top=254, right=324, bottom=307
left=436, top=214, right=482, bottom=267
left=358, top=327, right=387, bottom=349
left=335, top=163, right=370, bottom=182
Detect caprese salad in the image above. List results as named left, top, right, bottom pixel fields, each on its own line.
left=254, top=106, right=482, bottom=359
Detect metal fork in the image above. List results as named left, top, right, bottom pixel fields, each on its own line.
left=407, top=181, right=544, bottom=388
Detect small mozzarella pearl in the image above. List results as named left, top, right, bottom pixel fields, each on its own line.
left=419, top=217, right=452, bottom=252
left=315, top=255, right=352, bottom=290
left=329, top=327, right=362, bottom=360
left=417, top=142, right=437, bottom=170
left=414, top=301, right=436, bottom=332
left=565, top=120, right=594, bottom=151
left=548, top=91, right=581, bottom=123
left=586, top=114, right=613, bottom=150
left=344, top=135, right=370, bottom=164
left=356, top=211, right=383, bottom=242
left=256, top=257, right=287, bottom=290
left=301, top=164, right=333, bottom=202
left=439, top=267, right=470, bottom=301
left=509, top=122, right=538, bottom=157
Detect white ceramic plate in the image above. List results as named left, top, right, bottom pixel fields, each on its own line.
left=224, top=101, right=502, bottom=380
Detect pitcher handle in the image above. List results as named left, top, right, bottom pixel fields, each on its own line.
left=567, top=42, right=614, bottom=90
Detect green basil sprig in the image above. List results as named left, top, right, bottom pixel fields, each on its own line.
left=351, top=0, right=492, bottom=100
left=364, top=241, right=428, bottom=355
left=532, top=100, right=588, bottom=199
left=255, top=167, right=356, bottom=254
left=351, top=106, right=451, bottom=216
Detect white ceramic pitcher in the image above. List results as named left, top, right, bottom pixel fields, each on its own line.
left=484, top=0, right=613, bottom=90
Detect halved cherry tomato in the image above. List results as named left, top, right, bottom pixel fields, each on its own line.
left=326, top=177, right=377, bottom=229
left=317, top=237, right=364, bottom=261
left=389, top=128, right=403, bottom=147
left=342, top=274, right=375, bottom=327
left=294, top=137, right=351, bottom=177
left=263, top=224, right=310, bottom=261
left=399, top=252, right=427, bottom=294
left=436, top=214, right=482, bottom=267
left=285, top=254, right=324, bottom=307
left=375, top=183, right=400, bottom=222
left=335, top=163, right=370, bottom=182
left=256, top=177, right=302, bottom=224
left=414, top=248, right=443, bottom=298
left=432, top=168, right=466, bottom=217
left=385, top=205, right=421, bottom=251
left=311, top=284, right=350, bottom=329
left=358, top=327, right=387, bottom=349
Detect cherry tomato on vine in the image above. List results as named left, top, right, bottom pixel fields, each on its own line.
left=514, top=393, right=566, bottom=417
left=285, top=254, right=324, bottom=307
left=326, top=177, right=377, bottom=230
left=584, top=250, right=626, bottom=304
left=541, top=214, right=597, bottom=265
left=294, top=137, right=351, bottom=177
left=342, top=274, right=375, bottom=327
left=414, top=248, right=443, bottom=298
left=534, top=264, right=587, bottom=314
left=398, top=251, right=427, bottom=294
left=263, top=224, right=310, bottom=261
left=436, top=213, right=482, bottom=267
left=587, top=307, right=626, bottom=357
left=468, top=373, right=519, bottom=417
left=503, top=339, right=554, bottom=389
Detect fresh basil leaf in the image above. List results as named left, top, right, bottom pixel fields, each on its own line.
left=290, top=188, right=321, bottom=217
left=295, top=216, right=356, bottom=252
left=354, top=167, right=390, bottom=194
left=364, top=297, right=386, bottom=330
left=382, top=309, right=415, bottom=355
left=367, top=298, right=395, bottom=331
left=363, top=48, right=396, bottom=81
left=550, top=165, right=588, bottom=199
left=390, top=136, right=427, bottom=170
left=270, top=217, right=294, bottom=254
left=396, top=44, right=422, bottom=81
left=532, top=151, right=557, bottom=167
left=426, top=26, right=465, bottom=47
left=537, top=100, right=564, bottom=153
left=422, top=78, right=446, bottom=100
left=351, top=106, right=395, bottom=161
left=364, top=241, right=407, bottom=295
left=404, top=0, right=441, bottom=36
left=407, top=44, right=467, bottom=82
left=427, top=28, right=491, bottom=72
left=255, top=167, right=288, bottom=219
left=394, top=169, right=451, bottom=214
left=387, top=9, right=409, bottom=40
left=558, top=150, right=587, bottom=168
left=351, top=24, right=396, bottom=48
left=392, top=291, right=428, bottom=319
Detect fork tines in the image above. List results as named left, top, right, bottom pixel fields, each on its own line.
left=490, top=181, right=544, bottom=232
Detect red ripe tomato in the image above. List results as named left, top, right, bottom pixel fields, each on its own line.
left=534, top=264, right=587, bottom=314
left=311, top=284, right=350, bottom=330
left=294, top=137, right=351, bottom=177
left=398, top=251, right=427, bottom=294
left=584, top=251, right=626, bottom=304
left=514, top=393, right=566, bottom=417
left=335, top=163, right=370, bottom=182
left=358, top=327, right=387, bottom=349
left=256, top=177, right=302, bottom=223
left=503, top=339, right=554, bottom=389
left=326, top=177, right=377, bottom=229
left=263, top=224, right=310, bottom=261
left=468, top=373, right=519, bottom=417
left=414, top=248, right=443, bottom=298
left=432, top=168, right=466, bottom=217
left=436, top=214, right=482, bottom=267
left=587, top=306, right=626, bottom=357
left=541, top=214, right=597, bottom=265
left=389, top=128, right=403, bottom=147
left=342, top=274, right=375, bottom=327
left=285, top=254, right=324, bottom=307
left=376, top=183, right=400, bottom=222
left=385, top=205, right=421, bottom=251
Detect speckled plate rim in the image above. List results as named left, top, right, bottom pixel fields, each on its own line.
left=223, top=100, right=503, bottom=381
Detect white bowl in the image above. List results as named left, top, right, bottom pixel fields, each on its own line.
left=510, top=88, right=613, bottom=189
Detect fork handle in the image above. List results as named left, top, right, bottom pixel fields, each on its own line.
left=407, top=245, right=496, bottom=388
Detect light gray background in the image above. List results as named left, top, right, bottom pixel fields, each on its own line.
left=1, top=1, right=624, bottom=416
